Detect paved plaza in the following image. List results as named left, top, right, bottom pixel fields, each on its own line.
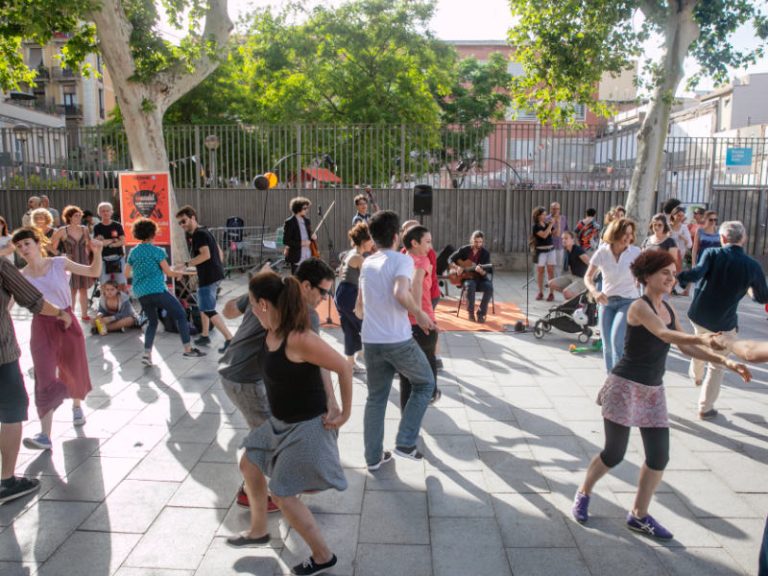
left=1, top=271, right=767, bottom=576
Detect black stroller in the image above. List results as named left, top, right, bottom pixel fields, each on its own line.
left=533, top=290, right=597, bottom=343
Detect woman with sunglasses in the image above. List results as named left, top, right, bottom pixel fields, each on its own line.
left=691, top=211, right=721, bottom=265
left=232, top=270, right=351, bottom=576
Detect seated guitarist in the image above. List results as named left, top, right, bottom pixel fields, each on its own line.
left=448, top=230, right=493, bottom=323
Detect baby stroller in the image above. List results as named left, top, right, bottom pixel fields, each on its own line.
left=533, top=290, right=597, bottom=343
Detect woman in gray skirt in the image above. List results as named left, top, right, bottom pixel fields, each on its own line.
left=229, top=270, right=352, bottom=576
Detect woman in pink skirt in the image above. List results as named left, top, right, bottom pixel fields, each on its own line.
left=11, top=227, right=102, bottom=450
left=571, top=250, right=750, bottom=540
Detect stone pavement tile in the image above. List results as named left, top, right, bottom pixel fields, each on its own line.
left=421, top=408, right=471, bottom=436
left=0, top=475, right=58, bottom=528
left=116, top=567, right=194, bottom=576
left=462, top=394, right=515, bottom=422
left=336, top=431, right=365, bottom=470
left=354, top=543, right=431, bottom=576
left=279, top=514, right=359, bottom=576
left=612, top=491, right=721, bottom=548
left=700, top=517, right=765, bottom=575
left=168, top=413, right=226, bottom=444
left=364, top=458, right=426, bottom=492
left=426, top=470, right=494, bottom=518
left=550, top=395, right=603, bottom=422
left=216, top=502, right=284, bottom=545
left=302, top=469, right=365, bottom=515
left=506, top=548, right=590, bottom=576
left=36, top=530, right=140, bottom=576
left=96, top=425, right=169, bottom=458
left=167, top=462, right=241, bottom=509
left=469, top=420, right=532, bottom=454
left=170, top=369, right=218, bottom=395
left=527, top=435, right=591, bottom=471
left=430, top=517, right=511, bottom=576
left=479, top=451, right=549, bottom=494
left=654, top=546, right=747, bottom=576
left=187, top=388, right=237, bottom=416
left=697, top=451, right=768, bottom=493
left=0, top=561, right=37, bottom=576
left=428, top=385, right=465, bottom=410
left=199, top=427, right=244, bottom=464
left=581, top=543, right=670, bottom=576
left=124, top=507, right=225, bottom=571
left=80, top=479, right=179, bottom=533
left=43, top=456, right=140, bottom=502
left=130, top=394, right=201, bottom=428
left=453, top=376, right=505, bottom=398
left=494, top=492, right=576, bottom=548
left=58, top=409, right=140, bottom=440
left=195, top=537, right=285, bottom=576
left=663, top=471, right=759, bottom=519
left=18, top=437, right=102, bottom=478
left=358, top=490, right=429, bottom=544
left=127, top=441, right=208, bottom=483
left=510, top=407, right=575, bottom=436
left=0, top=501, right=97, bottom=563
left=535, top=375, right=595, bottom=398
left=423, top=435, right=481, bottom=471
left=500, top=386, right=554, bottom=409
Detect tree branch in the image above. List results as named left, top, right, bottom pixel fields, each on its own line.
left=639, top=0, right=667, bottom=23
left=155, top=0, right=233, bottom=110
left=88, top=0, right=138, bottom=92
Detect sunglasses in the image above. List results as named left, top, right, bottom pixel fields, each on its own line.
left=708, top=218, right=718, bottom=222
left=314, top=285, right=330, bottom=298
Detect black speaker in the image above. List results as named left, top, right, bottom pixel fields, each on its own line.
left=413, top=184, right=433, bottom=215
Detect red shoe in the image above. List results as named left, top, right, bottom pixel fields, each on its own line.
left=546, top=293, right=555, bottom=302
left=535, top=293, right=544, bottom=301
left=81, top=315, right=92, bottom=322
left=236, top=485, right=280, bottom=513
left=267, top=495, right=280, bottom=513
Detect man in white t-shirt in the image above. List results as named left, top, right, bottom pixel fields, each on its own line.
left=356, top=211, right=436, bottom=471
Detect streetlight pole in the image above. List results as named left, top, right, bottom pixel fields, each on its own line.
left=204, top=134, right=220, bottom=188
left=13, top=124, right=30, bottom=190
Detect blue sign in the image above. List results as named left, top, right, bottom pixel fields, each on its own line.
left=726, top=147, right=753, bottom=174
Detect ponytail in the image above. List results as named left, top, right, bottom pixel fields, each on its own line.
left=249, top=271, right=309, bottom=338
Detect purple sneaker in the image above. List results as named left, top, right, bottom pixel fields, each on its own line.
left=626, top=512, right=674, bottom=540
left=571, top=491, right=590, bottom=523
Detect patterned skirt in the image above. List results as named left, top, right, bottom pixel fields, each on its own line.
left=597, top=373, right=669, bottom=428
left=242, top=414, right=347, bottom=497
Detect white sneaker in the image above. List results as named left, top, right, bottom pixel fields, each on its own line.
left=352, top=363, right=366, bottom=374
left=141, top=353, right=153, bottom=367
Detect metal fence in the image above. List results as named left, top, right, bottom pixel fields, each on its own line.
left=2, top=122, right=768, bottom=205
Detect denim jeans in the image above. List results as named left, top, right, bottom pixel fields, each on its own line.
left=363, top=339, right=435, bottom=466
left=599, top=296, right=635, bottom=373
left=139, top=291, right=191, bottom=351
left=464, top=276, right=493, bottom=316
left=399, top=326, right=439, bottom=410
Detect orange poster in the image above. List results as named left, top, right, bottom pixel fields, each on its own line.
left=119, top=172, right=172, bottom=246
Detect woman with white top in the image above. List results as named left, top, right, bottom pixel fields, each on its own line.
left=0, top=216, right=12, bottom=261
left=584, top=218, right=641, bottom=372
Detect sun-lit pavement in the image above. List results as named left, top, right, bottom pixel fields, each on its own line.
left=1, top=271, right=767, bottom=576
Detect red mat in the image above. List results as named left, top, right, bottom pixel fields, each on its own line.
left=318, top=298, right=524, bottom=332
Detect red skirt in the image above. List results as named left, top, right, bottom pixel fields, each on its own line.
left=30, top=308, right=92, bottom=417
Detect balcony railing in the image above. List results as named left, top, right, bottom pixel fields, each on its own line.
left=57, top=104, right=83, bottom=117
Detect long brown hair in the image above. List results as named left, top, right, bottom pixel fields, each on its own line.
left=248, top=271, right=308, bottom=338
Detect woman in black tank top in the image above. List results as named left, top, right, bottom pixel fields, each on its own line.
left=572, top=250, right=751, bottom=541
left=230, top=271, right=353, bottom=576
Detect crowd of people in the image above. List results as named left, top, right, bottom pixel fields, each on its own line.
left=1, top=191, right=767, bottom=575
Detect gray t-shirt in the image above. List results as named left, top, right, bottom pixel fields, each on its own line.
left=218, top=295, right=266, bottom=384
left=218, top=295, right=321, bottom=384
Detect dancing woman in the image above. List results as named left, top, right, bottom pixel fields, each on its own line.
left=12, top=227, right=103, bottom=450
left=52, top=205, right=95, bottom=321
left=584, top=217, right=641, bottom=372
left=334, top=222, right=373, bottom=373
left=231, top=271, right=352, bottom=576
left=572, top=250, right=750, bottom=539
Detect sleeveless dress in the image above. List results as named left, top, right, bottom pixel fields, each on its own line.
left=241, top=335, right=346, bottom=497
left=696, top=229, right=721, bottom=263
left=62, top=225, right=94, bottom=290
left=23, top=257, right=92, bottom=416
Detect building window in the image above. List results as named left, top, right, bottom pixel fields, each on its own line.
left=98, top=89, right=105, bottom=119
left=28, top=47, right=43, bottom=69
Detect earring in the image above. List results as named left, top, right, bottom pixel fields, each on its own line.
left=262, top=306, right=267, bottom=312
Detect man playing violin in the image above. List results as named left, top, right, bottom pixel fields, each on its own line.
left=448, top=230, right=493, bottom=323
left=283, top=196, right=317, bottom=274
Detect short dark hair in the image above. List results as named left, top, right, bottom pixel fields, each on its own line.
left=295, top=257, right=335, bottom=286
left=648, top=213, right=670, bottom=235
left=630, top=250, right=676, bottom=285
left=662, top=198, right=681, bottom=215
left=403, top=225, right=429, bottom=250
left=354, top=194, right=368, bottom=206
left=175, top=205, right=197, bottom=220
left=368, top=210, right=400, bottom=248
left=132, top=218, right=157, bottom=241
left=586, top=208, right=597, bottom=217
left=290, top=197, right=311, bottom=214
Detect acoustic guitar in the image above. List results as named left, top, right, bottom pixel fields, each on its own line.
left=448, top=258, right=493, bottom=286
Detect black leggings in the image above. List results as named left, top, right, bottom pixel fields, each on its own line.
left=599, top=419, right=670, bottom=471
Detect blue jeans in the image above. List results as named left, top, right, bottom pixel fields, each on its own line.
left=139, top=291, right=191, bottom=351
left=334, top=282, right=362, bottom=357
left=363, top=339, right=435, bottom=466
left=463, top=276, right=493, bottom=316
left=599, top=296, right=634, bottom=373
left=197, top=281, right=220, bottom=313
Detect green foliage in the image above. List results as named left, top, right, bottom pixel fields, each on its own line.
left=6, top=174, right=79, bottom=190
left=508, top=0, right=768, bottom=125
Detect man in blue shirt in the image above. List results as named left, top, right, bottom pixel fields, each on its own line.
left=678, top=220, right=768, bottom=420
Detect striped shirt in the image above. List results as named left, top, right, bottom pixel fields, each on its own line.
left=0, top=258, right=45, bottom=364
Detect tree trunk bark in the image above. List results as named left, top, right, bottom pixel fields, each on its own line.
left=625, top=1, right=700, bottom=236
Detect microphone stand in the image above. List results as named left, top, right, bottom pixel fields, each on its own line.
left=318, top=203, right=339, bottom=326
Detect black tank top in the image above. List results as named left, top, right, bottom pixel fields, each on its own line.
left=262, top=334, right=327, bottom=423
left=611, top=296, right=675, bottom=387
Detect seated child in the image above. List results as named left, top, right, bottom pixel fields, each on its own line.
left=91, top=280, right=139, bottom=333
